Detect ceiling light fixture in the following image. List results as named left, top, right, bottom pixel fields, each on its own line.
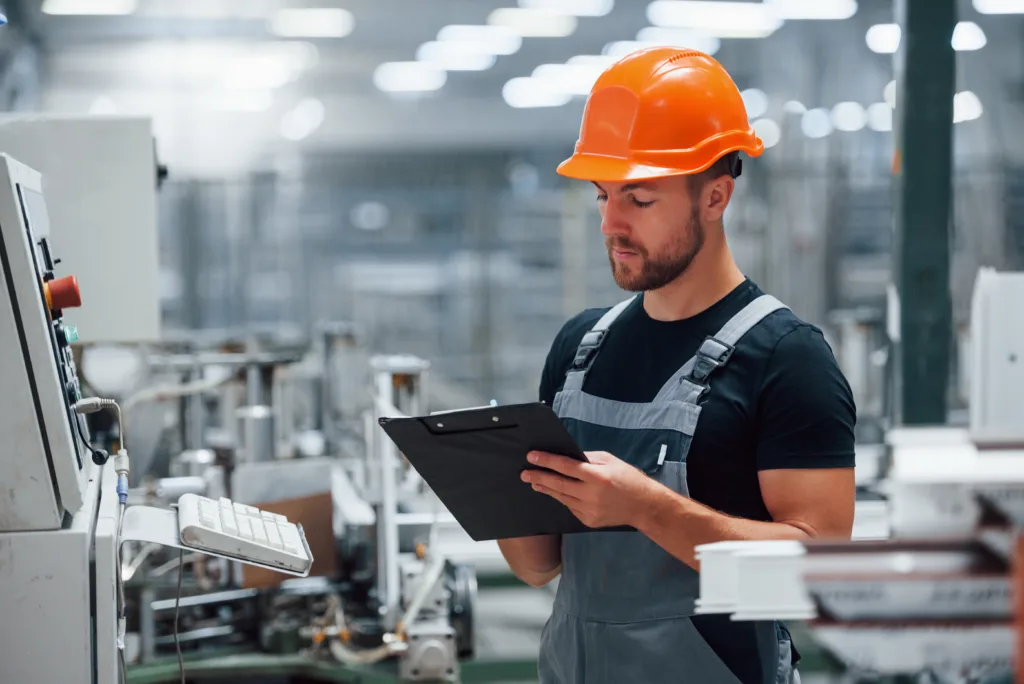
left=952, top=22, right=987, bottom=51
left=741, top=88, right=768, bottom=119
left=488, top=8, right=578, bottom=37
left=865, top=23, right=901, bottom=53
left=532, top=63, right=606, bottom=96
left=416, top=41, right=497, bottom=71
left=867, top=21, right=987, bottom=53
left=502, top=77, right=572, bottom=108
left=801, top=108, right=833, bottom=138
left=763, top=0, right=857, bottom=20
left=884, top=80, right=897, bottom=108
left=973, top=0, right=1024, bottom=13
left=42, top=0, right=136, bottom=15
left=518, top=0, right=614, bottom=17
left=953, top=91, right=983, bottom=122
left=866, top=103, right=892, bottom=132
left=436, top=24, right=523, bottom=56
left=268, top=8, right=354, bottom=38
left=831, top=102, right=867, bottom=131
left=752, top=118, right=782, bottom=148
left=646, top=1, right=782, bottom=38
left=373, top=62, right=447, bottom=93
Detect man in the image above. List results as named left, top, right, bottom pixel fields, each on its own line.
left=496, top=47, right=857, bottom=684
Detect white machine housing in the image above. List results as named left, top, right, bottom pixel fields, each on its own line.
left=969, top=267, right=1024, bottom=445
left=0, top=463, right=120, bottom=684
left=0, top=153, right=90, bottom=529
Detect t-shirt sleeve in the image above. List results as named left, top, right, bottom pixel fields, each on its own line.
left=755, top=324, right=857, bottom=471
left=538, top=333, right=567, bottom=405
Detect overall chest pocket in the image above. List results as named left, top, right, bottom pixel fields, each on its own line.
left=560, top=399, right=701, bottom=476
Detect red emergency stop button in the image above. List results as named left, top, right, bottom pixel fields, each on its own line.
left=43, top=275, right=82, bottom=311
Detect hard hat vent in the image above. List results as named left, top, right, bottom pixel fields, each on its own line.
left=667, top=50, right=705, bottom=63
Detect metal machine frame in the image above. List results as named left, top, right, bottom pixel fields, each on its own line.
left=0, top=153, right=89, bottom=529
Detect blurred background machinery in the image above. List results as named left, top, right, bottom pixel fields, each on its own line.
left=0, top=0, right=1021, bottom=682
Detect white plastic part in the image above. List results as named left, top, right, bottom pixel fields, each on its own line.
left=694, top=541, right=751, bottom=614
left=730, top=541, right=816, bottom=621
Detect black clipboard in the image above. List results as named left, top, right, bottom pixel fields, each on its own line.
left=378, top=402, right=602, bottom=541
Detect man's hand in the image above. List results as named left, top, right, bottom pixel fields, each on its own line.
left=522, top=450, right=657, bottom=528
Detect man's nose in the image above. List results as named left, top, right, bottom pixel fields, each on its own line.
left=599, top=199, right=629, bottom=238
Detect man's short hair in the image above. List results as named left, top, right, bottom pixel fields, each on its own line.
left=688, top=151, right=741, bottom=196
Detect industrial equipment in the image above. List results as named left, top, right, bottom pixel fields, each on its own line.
left=694, top=268, right=1024, bottom=684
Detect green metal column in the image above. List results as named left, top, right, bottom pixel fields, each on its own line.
left=892, top=0, right=957, bottom=425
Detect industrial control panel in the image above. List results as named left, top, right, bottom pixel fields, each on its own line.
left=0, top=153, right=90, bottom=530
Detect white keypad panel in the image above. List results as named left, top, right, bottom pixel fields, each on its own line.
left=176, top=493, right=312, bottom=575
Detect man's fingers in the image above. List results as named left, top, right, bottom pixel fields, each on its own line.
left=524, top=470, right=583, bottom=498
left=527, top=451, right=590, bottom=479
left=531, top=483, right=582, bottom=511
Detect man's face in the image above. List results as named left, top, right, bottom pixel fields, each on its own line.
left=593, top=176, right=704, bottom=292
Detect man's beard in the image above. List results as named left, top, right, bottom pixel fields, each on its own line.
left=606, top=209, right=704, bottom=292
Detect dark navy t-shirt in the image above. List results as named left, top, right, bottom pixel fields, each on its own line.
left=539, top=278, right=856, bottom=684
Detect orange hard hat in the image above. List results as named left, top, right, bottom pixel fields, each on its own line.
left=557, top=47, right=764, bottom=182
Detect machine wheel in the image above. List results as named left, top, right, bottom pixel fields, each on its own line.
left=446, top=562, right=477, bottom=659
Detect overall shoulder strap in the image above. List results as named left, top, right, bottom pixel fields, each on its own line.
left=561, top=296, right=637, bottom=392
left=654, top=294, right=789, bottom=403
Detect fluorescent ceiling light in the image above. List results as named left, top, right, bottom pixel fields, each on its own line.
left=952, top=22, right=987, bottom=51
left=973, top=0, right=1024, bottom=13
left=43, top=0, right=136, bottom=15
left=121, top=41, right=317, bottom=90
left=503, top=77, right=572, bottom=108
left=635, top=26, right=721, bottom=54
left=865, top=23, right=900, bottom=53
left=867, top=21, right=987, bottom=54
left=953, top=91, right=982, bottom=123
left=532, top=63, right=606, bottom=96
left=884, top=80, right=896, bottom=108
left=801, top=108, right=833, bottom=138
left=437, top=24, right=522, bottom=56
left=783, top=100, right=806, bottom=114
left=763, top=0, right=857, bottom=20
left=416, top=41, right=497, bottom=71
left=741, top=88, right=768, bottom=119
left=518, top=0, right=614, bottom=17
left=268, top=8, right=354, bottom=38
left=280, top=98, right=325, bottom=141
left=752, top=118, right=781, bottom=148
left=373, top=62, right=447, bottom=93
left=646, top=1, right=782, bottom=38
left=866, top=102, right=892, bottom=132
left=488, top=7, right=578, bottom=37
left=831, top=102, right=866, bottom=131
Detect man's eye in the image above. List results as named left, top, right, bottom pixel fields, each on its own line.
left=596, top=195, right=608, bottom=202
left=631, top=198, right=654, bottom=208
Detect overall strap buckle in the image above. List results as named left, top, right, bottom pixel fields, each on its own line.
left=688, top=336, right=735, bottom=382
left=571, top=329, right=607, bottom=371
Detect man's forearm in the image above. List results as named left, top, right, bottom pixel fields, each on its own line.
left=633, top=484, right=816, bottom=571
left=497, top=535, right=561, bottom=587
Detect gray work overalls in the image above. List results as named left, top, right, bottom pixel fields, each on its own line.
left=539, top=293, right=798, bottom=684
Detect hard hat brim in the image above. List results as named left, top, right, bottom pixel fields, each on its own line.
left=556, top=145, right=761, bottom=182
left=556, top=154, right=689, bottom=182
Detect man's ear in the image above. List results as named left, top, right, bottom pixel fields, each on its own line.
left=702, top=175, right=735, bottom=223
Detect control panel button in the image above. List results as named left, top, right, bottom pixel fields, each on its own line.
left=57, top=324, right=79, bottom=346
left=43, top=275, right=82, bottom=310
